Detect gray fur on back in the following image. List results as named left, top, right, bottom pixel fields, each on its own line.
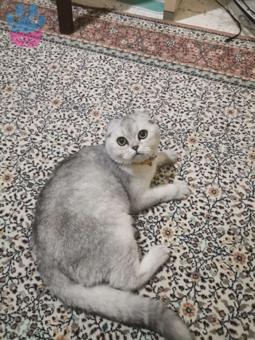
left=32, top=111, right=193, bottom=340
left=33, top=146, right=130, bottom=285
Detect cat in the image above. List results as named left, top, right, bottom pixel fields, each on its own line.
left=32, top=109, right=193, bottom=340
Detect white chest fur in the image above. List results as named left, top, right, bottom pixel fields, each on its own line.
left=121, top=161, right=157, bottom=200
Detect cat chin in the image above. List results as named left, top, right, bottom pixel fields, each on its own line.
left=110, top=156, right=133, bottom=166
left=113, top=157, right=148, bottom=166
left=132, top=155, right=149, bottom=162
left=115, top=153, right=147, bottom=164
left=128, top=154, right=155, bottom=166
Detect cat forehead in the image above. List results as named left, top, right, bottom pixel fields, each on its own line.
left=120, top=118, right=137, bottom=134
left=120, top=117, right=152, bottom=130
left=107, top=116, right=155, bottom=139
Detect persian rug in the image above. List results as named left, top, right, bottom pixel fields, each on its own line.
left=0, top=1, right=254, bottom=339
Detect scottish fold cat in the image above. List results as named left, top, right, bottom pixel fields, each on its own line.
left=32, top=110, right=192, bottom=340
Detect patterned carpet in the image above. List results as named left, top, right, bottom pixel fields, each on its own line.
left=0, top=1, right=255, bottom=339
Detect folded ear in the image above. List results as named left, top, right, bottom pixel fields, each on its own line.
left=106, top=119, right=120, bottom=137
left=132, top=109, right=151, bottom=120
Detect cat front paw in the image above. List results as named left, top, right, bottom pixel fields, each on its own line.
left=173, top=180, right=190, bottom=200
left=164, top=149, right=178, bottom=164
left=150, top=245, right=170, bottom=266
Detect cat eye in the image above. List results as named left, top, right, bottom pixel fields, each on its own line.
left=117, top=136, right=128, bottom=146
left=138, top=130, right=148, bottom=140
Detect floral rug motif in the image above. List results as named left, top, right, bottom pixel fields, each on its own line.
left=0, top=2, right=255, bottom=340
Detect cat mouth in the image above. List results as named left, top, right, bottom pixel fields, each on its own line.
left=132, top=152, right=143, bottom=158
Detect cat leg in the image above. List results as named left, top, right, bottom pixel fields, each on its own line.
left=156, top=150, right=178, bottom=167
left=132, top=180, right=190, bottom=213
left=136, top=245, right=170, bottom=286
left=110, top=244, right=170, bottom=291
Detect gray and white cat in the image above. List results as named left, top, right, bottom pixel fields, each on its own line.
left=32, top=110, right=193, bottom=340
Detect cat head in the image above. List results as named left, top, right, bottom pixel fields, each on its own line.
left=105, top=110, right=160, bottom=165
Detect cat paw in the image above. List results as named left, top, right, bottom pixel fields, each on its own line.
left=164, top=149, right=178, bottom=164
left=173, top=180, right=190, bottom=200
left=151, top=245, right=170, bottom=265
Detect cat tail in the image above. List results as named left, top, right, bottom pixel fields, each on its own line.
left=47, top=269, right=193, bottom=340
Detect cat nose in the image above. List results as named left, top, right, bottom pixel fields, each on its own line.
left=132, top=145, right=139, bottom=151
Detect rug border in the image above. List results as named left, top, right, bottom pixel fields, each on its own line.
left=2, top=22, right=253, bottom=90
left=0, top=22, right=254, bottom=89
left=0, top=17, right=254, bottom=89
left=46, top=34, right=255, bottom=89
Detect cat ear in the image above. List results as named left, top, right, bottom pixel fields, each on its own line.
left=106, top=119, right=119, bottom=137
